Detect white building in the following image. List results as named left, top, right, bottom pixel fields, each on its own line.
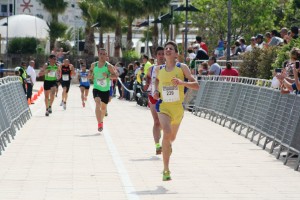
left=0, top=0, right=84, bottom=27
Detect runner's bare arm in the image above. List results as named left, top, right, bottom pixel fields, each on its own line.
left=107, top=64, right=119, bottom=80
left=39, top=63, right=48, bottom=76
left=153, top=67, right=160, bottom=100
left=57, top=65, right=62, bottom=79
left=172, top=63, right=199, bottom=90
left=70, top=64, right=75, bottom=77
left=144, top=66, right=152, bottom=91
left=88, top=63, right=95, bottom=80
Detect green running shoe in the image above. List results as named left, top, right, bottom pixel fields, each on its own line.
left=162, top=170, right=171, bottom=181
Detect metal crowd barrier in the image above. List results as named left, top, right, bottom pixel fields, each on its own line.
left=192, top=76, right=300, bottom=171
left=0, top=76, right=31, bottom=155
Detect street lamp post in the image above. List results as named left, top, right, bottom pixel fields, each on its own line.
left=227, top=0, right=232, bottom=61
left=152, top=13, right=172, bottom=47
left=5, top=0, right=9, bottom=68
left=174, top=0, right=199, bottom=64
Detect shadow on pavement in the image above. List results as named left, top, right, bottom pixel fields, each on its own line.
left=133, top=186, right=177, bottom=195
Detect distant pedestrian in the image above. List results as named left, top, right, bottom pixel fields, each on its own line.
left=26, top=60, right=37, bottom=104
left=0, top=60, right=4, bottom=78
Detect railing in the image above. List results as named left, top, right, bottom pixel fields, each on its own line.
left=189, top=76, right=300, bottom=171
left=0, top=76, right=31, bottom=155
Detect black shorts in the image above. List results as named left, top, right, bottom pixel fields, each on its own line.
left=80, top=85, right=90, bottom=90
left=61, top=81, right=71, bottom=93
left=93, top=89, right=110, bottom=104
left=44, top=80, right=57, bottom=90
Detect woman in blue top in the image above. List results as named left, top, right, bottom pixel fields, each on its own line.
left=78, top=64, right=90, bottom=107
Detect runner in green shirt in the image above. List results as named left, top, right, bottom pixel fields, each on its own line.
left=39, top=54, right=61, bottom=116
left=88, top=48, right=118, bottom=132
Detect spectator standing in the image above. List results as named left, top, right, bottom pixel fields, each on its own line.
left=239, top=38, right=247, bottom=52
left=215, top=35, right=224, bottom=58
left=256, top=34, right=265, bottom=49
left=208, top=56, right=222, bottom=75
left=192, top=43, right=209, bottom=75
left=198, top=62, right=209, bottom=75
left=282, top=63, right=300, bottom=94
left=245, top=37, right=257, bottom=52
left=116, top=62, right=125, bottom=99
left=134, top=61, right=141, bottom=77
left=186, top=46, right=196, bottom=62
left=280, top=27, right=290, bottom=44
left=56, top=48, right=69, bottom=64
left=0, top=60, right=4, bottom=78
left=232, top=41, right=242, bottom=56
left=290, top=26, right=299, bottom=40
left=276, top=48, right=300, bottom=86
left=267, top=30, right=284, bottom=46
left=195, top=36, right=208, bottom=54
left=221, top=61, right=239, bottom=76
left=19, top=62, right=28, bottom=94
left=26, top=60, right=37, bottom=104
left=142, top=54, right=152, bottom=76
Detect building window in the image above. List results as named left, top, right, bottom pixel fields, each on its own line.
left=1, top=5, right=7, bottom=13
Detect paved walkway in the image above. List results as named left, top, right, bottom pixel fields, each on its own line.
left=0, top=82, right=300, bottom=200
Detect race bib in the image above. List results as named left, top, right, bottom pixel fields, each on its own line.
left=62, top=74, right=69, bottom=81
left=97, top=78, right=107, bottom=87
left=48, top=71, right=56, bottom=77
left=81, top=77, right=88, bottom=82
left=162, top=86, right=180, bottom=102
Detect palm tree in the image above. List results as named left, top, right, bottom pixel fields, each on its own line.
left=142, top=0, right=172, bottom=56
left=78, top=0, right=99, bottom=65
left=95, top=10, right=116, bottom=49
left=39, top=0, right=68, bottom=50
left=122, top=0, right=145, bottom=50
left=101, top=0, right=124, bottom=58
left=39, top=0, right=68, bottom=22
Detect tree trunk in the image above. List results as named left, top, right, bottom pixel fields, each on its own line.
left=152, top=23, right=159, bottom=57
left=114, top=11, right=122, bottom=58
left=114, top=25, right=122, bottom=58
left=99, top=29, right=104, bottom=48
left=84, top=27, right=95, bottom=66
left=126, top=20, right=133, bottom=50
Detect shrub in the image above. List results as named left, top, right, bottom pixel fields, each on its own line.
left=273, top=38, right=300, bottom=68
left=257, top=46, right=278, bottom=79
left=122, top=50, right=140, bottom=65
left=239, top=47, right=262, bottom=78
left=8, top=37, right=38, bottom=54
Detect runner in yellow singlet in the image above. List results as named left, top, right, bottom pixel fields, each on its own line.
left=153, top=41, right=199, bottom=181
